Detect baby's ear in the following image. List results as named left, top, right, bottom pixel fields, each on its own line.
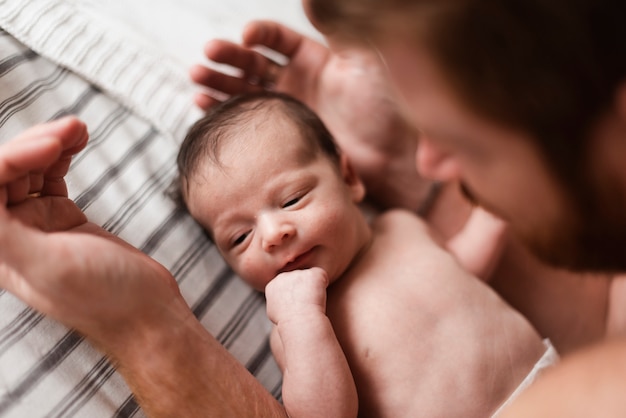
left=339, top=153, right=366, bottom=203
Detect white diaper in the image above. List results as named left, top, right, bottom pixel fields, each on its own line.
left=491, top=339, right=559, bottom=417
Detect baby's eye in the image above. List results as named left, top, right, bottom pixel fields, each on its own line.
left=283, top=198, right=300, bottom=208
left=283, top=196, right=301, bottom=208
left=232, top=232, right=249, bottom=247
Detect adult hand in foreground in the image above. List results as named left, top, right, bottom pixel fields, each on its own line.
left=0, top=116, right=176, bottom=350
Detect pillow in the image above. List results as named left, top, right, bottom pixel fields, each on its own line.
left=0, top=2, right=281, bottom=416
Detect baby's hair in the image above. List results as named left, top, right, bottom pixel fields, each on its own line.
left=176, top=91, right=341, bottom=202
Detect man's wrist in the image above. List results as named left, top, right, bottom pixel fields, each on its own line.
left=104, top=295, right=287, bottom=417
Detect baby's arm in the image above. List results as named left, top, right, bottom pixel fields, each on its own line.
left=265, top=267, right=358, bottom=418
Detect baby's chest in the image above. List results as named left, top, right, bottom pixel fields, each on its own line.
left=327, top=277, right=437, bottom=363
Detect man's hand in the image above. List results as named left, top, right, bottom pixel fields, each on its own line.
left=189, top=21, right=327, bottom=111
left=0, top=117, right=182, bottom=355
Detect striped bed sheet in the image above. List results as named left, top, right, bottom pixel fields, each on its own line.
left=0, top=1, right=281, bottom=417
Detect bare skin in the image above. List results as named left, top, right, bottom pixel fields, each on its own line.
left=267, top=210, right=548, bottom=417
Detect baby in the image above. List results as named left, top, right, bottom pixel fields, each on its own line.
left=176, top=92, right=558, bottom=417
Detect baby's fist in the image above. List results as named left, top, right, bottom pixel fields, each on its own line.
left=265, top=267, right=329, bottom=324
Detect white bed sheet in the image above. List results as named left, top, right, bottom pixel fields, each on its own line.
left=70, top=0, right=322, bottom=69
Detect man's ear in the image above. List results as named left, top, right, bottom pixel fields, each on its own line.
left=339, top=153, right=366, bottom=203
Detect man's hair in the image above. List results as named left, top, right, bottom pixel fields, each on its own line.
left=309, top=0, right=626, bottom=188
left=176, top=91, right=340, bottom=201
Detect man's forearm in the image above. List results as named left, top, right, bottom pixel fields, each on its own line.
left=110, top=299, right=287, bottom=418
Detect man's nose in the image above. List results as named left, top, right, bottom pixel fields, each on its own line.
left=259, top=214, right=295, bottom=252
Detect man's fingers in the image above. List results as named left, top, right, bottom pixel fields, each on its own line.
left=189, top=63, right=262, bottom=96
left=0, top=136, right=61, bottom=185
left=6, top=175, right=31, bottom=204
left=0, top=117, right=88, bottom=203
left=193, top=92, right=221, bottom=111
left=242, top=20, right=303, bottom=59
left=0, top=116, right=88, bottom=185
left=41, top=174, right=69, bottom=198
left=54, top=116, right=89, bottom=157
left=201, top=39, right=280, bottom=86
left=8, top=196, right=87, bottom=232
left=202, top=39, right=257, bottom=70
left=11, top=116, right=88, bottom=154
left=41, top=117, right=88, bottom=196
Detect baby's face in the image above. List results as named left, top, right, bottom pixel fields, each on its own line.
left=185, top=114, right=370, bottom=291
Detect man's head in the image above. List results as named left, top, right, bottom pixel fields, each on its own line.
left=177, top=92, right=370, bottom=290
left=308, top=0, right=626, bottom=272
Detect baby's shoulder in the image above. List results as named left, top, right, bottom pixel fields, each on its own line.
left=371, top=208, right=430, bottom=234
left=369, top=208, right=439, bottom=249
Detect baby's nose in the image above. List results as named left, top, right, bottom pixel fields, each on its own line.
left=260, top=215, right=295, bottom=252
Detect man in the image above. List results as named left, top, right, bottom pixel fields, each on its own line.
left=303, top=0, right=626, bottom=415
left=1, top=0, right=625, bottom=416
left=305, top=0, right=626, bottom=272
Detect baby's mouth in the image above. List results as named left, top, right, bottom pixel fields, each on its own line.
left=279, top=248, right=315, bottom=273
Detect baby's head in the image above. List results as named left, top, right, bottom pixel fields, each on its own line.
left=177, top=92, right=371, bottom=290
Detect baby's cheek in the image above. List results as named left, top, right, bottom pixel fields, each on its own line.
left=237, top=256, right=272, bottom=292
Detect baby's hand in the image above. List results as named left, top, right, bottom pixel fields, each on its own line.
left=265, top=267, right=329, bottom=325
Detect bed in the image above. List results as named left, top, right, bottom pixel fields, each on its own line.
left=0, top=0, right=318, bottom=416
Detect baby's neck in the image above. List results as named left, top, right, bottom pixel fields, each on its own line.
left=329, top=208, right=375, bottom=287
